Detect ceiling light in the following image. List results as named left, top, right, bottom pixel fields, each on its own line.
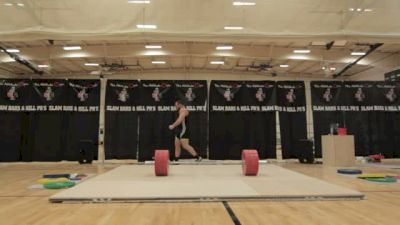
left=329, top=67, right=336, bottom=71
left=233, top=2, right=256, bottom=6
left=63, top=46, right=82, bottom=51
left=152, top=61, right=166, bottom=64
left=210, top=61, right=224, bottom=65
left=216, top=45, right=233, bottom=50
left=65, top=52, right=89, bottom=58
left=84, top=63, right=99, bottom=66
left=293, top=49, right=311, bottom=54
left=145, top=45, right=162, bottom=49
left=4, top=3, right=13, bottom=6
left=322, top=66, right=326, bottom=70
left=289, top=55, right=310, bottom=60
left=5, top=49, right=20, bottom=53
left=351, top=52, right=366, bottom=56
left=127, top=0, right=150, bottom=3
left=224, top=26, right=243, bottom=30
left=143, top=50, right=165, bottom=56
left=17, top=3, right=24, bottom=7
left=280, top=64, right=289, bottom=68
left=38, top=65, right=49, bottom=68
left=349, top=8, right=373, bottom=12
left=136, top=24, right=157, bottom=29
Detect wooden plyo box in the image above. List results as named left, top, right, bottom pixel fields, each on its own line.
left=321, top=135, right=355, bottom=167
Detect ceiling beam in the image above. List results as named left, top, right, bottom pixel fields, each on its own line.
left=0, top=45, right=43, bottom=75
left=334, top=43, right=383, bottom=78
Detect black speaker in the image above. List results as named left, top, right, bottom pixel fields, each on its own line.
left=297, top=139, right=314, bottom=164
left=79, top=140, right=94, bottom=164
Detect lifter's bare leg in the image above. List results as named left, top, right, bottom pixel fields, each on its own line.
left=180, top=139, right=202, bottom=161
left=179, top=139, right=197, bottom=156
left=174, top=137, right=182, bottom=160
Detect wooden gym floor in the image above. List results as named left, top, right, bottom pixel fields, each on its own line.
left=0, top=161, right=399, bottom=225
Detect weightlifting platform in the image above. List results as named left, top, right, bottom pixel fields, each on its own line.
left=49, top=164, right=364, bottom=203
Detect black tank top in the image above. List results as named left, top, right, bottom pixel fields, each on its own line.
left=176, top=108, right=189, bottom=131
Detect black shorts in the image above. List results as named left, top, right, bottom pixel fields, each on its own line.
left=176, top=127, right=190, bottom=139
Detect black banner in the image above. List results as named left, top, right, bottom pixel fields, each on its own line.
left=367, top=82, right=400, bottom=157
left=0, top=79, right=101, bottom=162
left=30, top=79, right=67, bottom=111
left=0, top=111, right=25, bottom=161
left=0, top=79, right=30, bottom=161
left=277, top=81, right=307, bottom=159
left=244, top=81, right=276, bottom=109
left=242, top=81, right=277, bottom=158
left=63, top=79, right=100, bottom=161
left=210, top=81, right=244, bottom=111
left=0, top=79, right=102, bottom=112
left=373, top=82, right=400, bottom=111
left=209, top=81, right=244, bottom=160
left=66, top=80, right=100, bottom=112
left=174, top=80, right=208, bottom=159
left=105, top=80, right=140, bottom=111
left=311, top=81, right=400, bottom=157
left=342, top=81, right=375, bottom=112
left=311, top=81, right=344, bottom=111
left=342, top=82, right=374, bottom=156
left=209, top=80, right=276, bottom=159
left=28, top=111, right=67, bottom=161
left=105, top=80, right=140, bottom=159
left=139, top=80, right=175, bottom=111
left=276, top=81, right=306, bottom=112
left=0, top=79, right=30, bottom=111
left=311, top=81, right=345, bottom=157
left=175, top=80, right=207, bottom=111
left=28, top=80, right=69, bottom=161
left=138, top=80, right=175, bottom=161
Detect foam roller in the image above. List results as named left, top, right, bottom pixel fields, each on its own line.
left=154, top=150, right=170, bottom=176
left=242, top=149, right=259, bottom=176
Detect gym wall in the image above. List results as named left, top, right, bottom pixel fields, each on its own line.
left=105, top=80, right=140, bottom=159
left=105, top=72, right=317, bottom=160
left=209, top=80, right=277, bottom=159
left=0, top=72, right=325, bottom=162
left=0, top=79, right=100, bottom=162
left=2, top=71, right=398, bottom=162
left=276, top=81, right=308, bottom=159
left=311, top=80, right=400, bottom=158
left=104, top=80, right=208, bottom=161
